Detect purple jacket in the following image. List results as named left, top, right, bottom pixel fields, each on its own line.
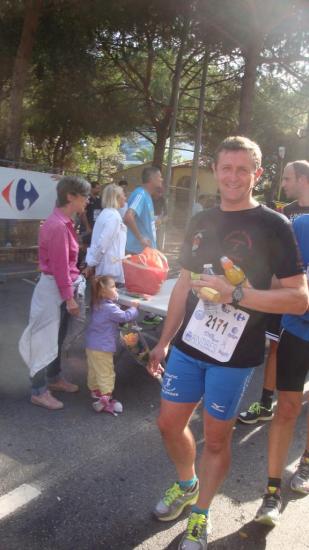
left=85, top=299, right=139, bottom=352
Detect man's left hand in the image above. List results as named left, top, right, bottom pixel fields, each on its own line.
left=191, top=274, right=235, bottom=304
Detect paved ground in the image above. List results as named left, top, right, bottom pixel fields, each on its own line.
left=0, top=273, right=308, bottom=550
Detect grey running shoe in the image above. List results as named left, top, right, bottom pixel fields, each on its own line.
left=178, top=512, right=209, bottom=550
left=290, top=456, right=309, bottom=495
left=153, top=481, right=199, bottom=521
left=238, top=401, right=273, bottom=424
left=254, top=490, right=282, bottom=526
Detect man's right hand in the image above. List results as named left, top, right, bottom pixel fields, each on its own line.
left=140, top=236, right=151, bottom=248
left=147, top=343, right=169, bottom=378
left=66, top=297, right=80, bottom=316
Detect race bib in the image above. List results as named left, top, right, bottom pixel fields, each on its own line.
left=182, top=300, right=250, bottom=362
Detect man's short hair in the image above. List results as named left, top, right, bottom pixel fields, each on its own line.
left=56, top=176, right=91, bottom=207
left=142, top=165, right=161, bottom=184
left=118, top=179, right=128, bottom=188
left=288, top=160, right=309, bottom=181
left=214, top=136, right=262, bottom=169
left=91, top=181, right=100, bottom=189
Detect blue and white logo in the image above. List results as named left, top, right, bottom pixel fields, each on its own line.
left=2, top=178, right=39, bottom=211
left=234, top=312, right=246, bottom=322
left=194, top=309, right=206, bottom=321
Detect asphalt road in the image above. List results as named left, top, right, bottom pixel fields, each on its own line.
left=0, top=278, right=308, bottom=550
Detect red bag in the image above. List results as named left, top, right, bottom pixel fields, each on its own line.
left=123, top=248, right=169, bottom=295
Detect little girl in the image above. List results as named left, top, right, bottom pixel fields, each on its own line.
left=85, top=275, right=139, bottom=415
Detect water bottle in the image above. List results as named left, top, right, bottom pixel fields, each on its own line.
left=191, top=263, right=221, bottom=302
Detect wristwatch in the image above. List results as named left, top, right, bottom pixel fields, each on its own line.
left=232, top=283, right=244, bottom=306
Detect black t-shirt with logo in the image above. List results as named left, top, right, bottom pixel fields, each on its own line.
left=283, top=201, right=309, bottom=222
left=174, top=205, right=304, bottom=368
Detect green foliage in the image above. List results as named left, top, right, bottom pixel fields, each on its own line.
left=133, top=144, right=182, bottom=164
left=66, top=136, right=125, bottom=176
left=0, top=0, right=308, bottom=173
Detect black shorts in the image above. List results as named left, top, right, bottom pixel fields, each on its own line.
left=277, top=329, right=309, bottom=392
left=265, top=314, right=282, bottom=342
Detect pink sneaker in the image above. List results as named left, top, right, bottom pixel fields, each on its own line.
left=92, top=395, right=123, bottom=416
left=31, top=390, right=64, bottom=410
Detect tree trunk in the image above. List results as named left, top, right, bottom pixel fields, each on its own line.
left=188, top=50, right=209, bottom=226
left=238, top=40, right=261, bottom=136
left=153, top=127, right=169, bottom=169
left=5, top=0, right=43, bottom=161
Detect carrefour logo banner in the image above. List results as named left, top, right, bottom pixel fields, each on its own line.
left=0, top=167, right=60, bottom=220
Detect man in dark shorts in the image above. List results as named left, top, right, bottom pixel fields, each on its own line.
left=255, top=208, right=309, bottom=526
left=148, top=137, right=308, bottom=549
left=239, top=160, right=309, bottom=424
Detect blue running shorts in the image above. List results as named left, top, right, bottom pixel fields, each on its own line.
left=161, top=346, right=254, bottom=420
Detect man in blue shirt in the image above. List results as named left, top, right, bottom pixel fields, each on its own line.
left=124, top=166, right=163, bottom=253
left=255, top=160, right=309, bottom=527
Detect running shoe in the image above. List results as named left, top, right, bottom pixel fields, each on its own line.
left=254, top=489, right=282, bottom=526
left=290, top=456, right=309, bottom=495
left=178, top=512, right=209, bottom=550
left=153, top=481, right=199, bottom=521
left=141, top=314, right=163, bottom=326
left=238, top=401, right=273, bottom=424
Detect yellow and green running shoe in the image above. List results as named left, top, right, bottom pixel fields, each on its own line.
left=153, top=481, right=199, bottom=521
left=178, top=512, right=209, bottom=550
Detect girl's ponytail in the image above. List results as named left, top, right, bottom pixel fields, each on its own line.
left=90, top=275, right=113, bottom=307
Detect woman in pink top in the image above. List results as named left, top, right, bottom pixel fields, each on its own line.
left=19, top=176, right=91, bottom=410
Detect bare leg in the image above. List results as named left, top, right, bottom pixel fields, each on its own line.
left=268, top=391, right=302, bottom=478
left=196, top=411, right=236, bottom=509
left=239, top=340, right=277, bottom=422
left=305, top=403, right=309, bottom=452
left=157, top=399, right=198, bottom=481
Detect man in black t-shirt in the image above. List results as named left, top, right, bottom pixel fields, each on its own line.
left=80, top=181, right=102, bottom=233
left=239, top=160, right=309, bottom=425
left=77, top=181, right=102, bottom=268
left=147, top=137, right=308, bottom=550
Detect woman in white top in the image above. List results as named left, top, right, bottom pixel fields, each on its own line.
left=86, top=184, right=127, bottom=283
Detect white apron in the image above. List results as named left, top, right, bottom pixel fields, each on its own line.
left=19, top=274, right=64, bottom=377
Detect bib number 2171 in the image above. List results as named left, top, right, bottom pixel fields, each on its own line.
left=182, top=300, right=249, bottom=362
